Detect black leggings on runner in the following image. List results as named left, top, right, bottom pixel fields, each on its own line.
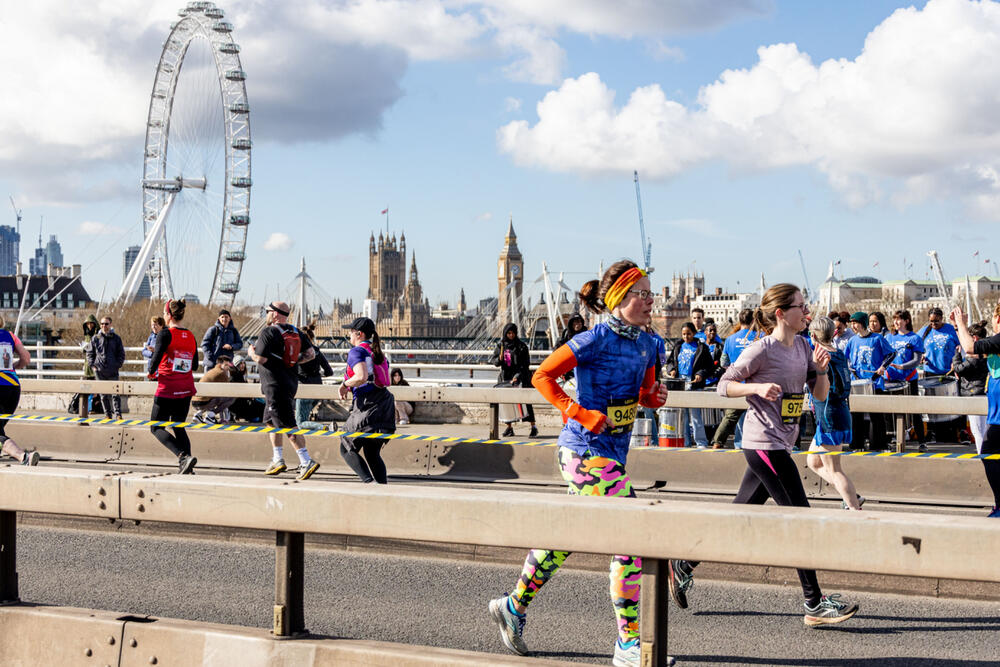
left=0, top=385, right=20, bottom=444
left=687, top=448, right=821, bottom=605
left=340, top=438, right=387, bottom=484
left=981, top=424, right=1000, bottom=508
left=150, top=396, right=192, bottom=458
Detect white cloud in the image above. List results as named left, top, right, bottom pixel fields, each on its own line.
left=0, top=0, right=766, bottom=205
left=504, top=97, right=522, bottom=113
left=474, top=212, right=494, bottom=222
left=77, top=221, right=124, bottom=236
left=262, top=232, right=293, bottom=251
left=648, top=41, right=686, bottom=62
left=498, top=0, right=1000, bottom=220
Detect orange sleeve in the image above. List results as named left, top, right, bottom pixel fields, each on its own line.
left=638, top=365, right=666, bottom=408
left=531, top=345, right=607, bottom=434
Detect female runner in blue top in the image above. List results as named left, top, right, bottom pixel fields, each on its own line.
left=487, top=260, right=669, bottom=667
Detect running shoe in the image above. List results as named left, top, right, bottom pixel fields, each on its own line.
left=297, top=461, right=321, bottom=480
left=501, top=425, right=515, bottom=437
left=841, top=494, right=866, bottom=510
left=987, top=507, right=1000, bottom=518
left=398, top=419, right=409, bottom=425
left=113, top=412, right=122, bottom=421
left=612, top=639, right=675, bottom=667
left=667, top=560, right=693, bottom=609
left=488, top=596, right=528, bottom=656
left=192, top=411, right=206, bottom=424
left=178, top=455, right=197, bottom=475
left=204, top=412, right=218, bottom=425
left=21, top=451, right=39, bottom=467
left=264, top=461, right=287, bottom=475
left=804, top=594, right=859, bottom=627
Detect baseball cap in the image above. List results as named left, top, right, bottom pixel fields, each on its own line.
left=346, top=317, right=376, bottom=337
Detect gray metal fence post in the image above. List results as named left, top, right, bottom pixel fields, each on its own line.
left=640, top=557, right=669, bottom=666
left=273, top=531, right=305, bottom=637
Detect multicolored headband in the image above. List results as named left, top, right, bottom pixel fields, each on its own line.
left=603, top=267, right=647, bottom=312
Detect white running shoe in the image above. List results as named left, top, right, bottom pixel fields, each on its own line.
left=804, top=594, right=859, bottom=627
left=488, top=596, right=528, bottom=656
left=613, top=640, right=674, bottom=667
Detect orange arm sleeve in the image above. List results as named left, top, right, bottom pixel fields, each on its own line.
left=638, top=365, right=666, bottom=408
left=531, top=345, right=607, bottom=434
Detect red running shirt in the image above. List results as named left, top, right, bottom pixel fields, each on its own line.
left=156, top=328, right=197, bottom=398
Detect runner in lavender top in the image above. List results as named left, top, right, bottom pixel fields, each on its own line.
left=666, top=283, right=860, bottom=629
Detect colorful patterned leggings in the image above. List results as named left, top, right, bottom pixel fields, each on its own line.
left=510, top=447, right=641, bottom=643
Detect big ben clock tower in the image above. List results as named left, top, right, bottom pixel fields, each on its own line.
left=497, top=216, right=524, bottom=322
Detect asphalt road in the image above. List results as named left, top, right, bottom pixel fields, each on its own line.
left=17, top=525, right=1000, bottom=666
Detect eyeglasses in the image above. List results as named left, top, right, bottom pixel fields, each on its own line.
left=628, top=289, right=654, bottom=300
left=100, top=322, right=111, bottom=326
left=785, top=303, right=809, bottom=312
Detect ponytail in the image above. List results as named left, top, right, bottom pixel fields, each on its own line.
left=579, top=279, right=603, bottom=314
left=370, top=331, right=385, bottom=366
left=750, top=283, right=800, bottom=336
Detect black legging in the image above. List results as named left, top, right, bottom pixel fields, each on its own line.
left=340, top=437, right=387, bottom=484
left=150, top=396, right=192, bottom=458
left=0, top=385, right=20, bottom=444
left=686, top=448, right=821, bottom=606
left=981, top=424, right=1000, bottom=508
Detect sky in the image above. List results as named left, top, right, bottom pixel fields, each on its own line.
left=3, top=0, right=1000, bottom=310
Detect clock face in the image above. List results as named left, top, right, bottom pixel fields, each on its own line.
left=511, top=264, right=520, bottom=276
left=498, top=261, right=505, bottom=279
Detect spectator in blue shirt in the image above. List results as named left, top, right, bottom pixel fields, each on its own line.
left=916, top=308, right=960, bottom=376
left=844, top=311, right=896, bottom=451
left=665, top=322, right=714, bottom=447
left=868, top=311, right=888, bottom=337
left=886, top=310, right=926, bottom=446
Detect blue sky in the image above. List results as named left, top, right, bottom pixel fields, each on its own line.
left=2, top=0, right=998, bottom=310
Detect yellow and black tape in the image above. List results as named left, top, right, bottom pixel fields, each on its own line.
left=1, top=412, right=997, bottom=460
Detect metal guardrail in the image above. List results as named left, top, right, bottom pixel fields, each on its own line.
left=1, top=466, right=998, bottom=666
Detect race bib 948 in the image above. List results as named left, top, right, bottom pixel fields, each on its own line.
left=606, top=397, right=639, bottom=435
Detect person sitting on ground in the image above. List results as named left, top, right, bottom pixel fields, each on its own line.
left=391, top=367, right=414, bottom=425
left=191, top=355, right=235, bottom=424
left=227, top=354, right=265, bottom=423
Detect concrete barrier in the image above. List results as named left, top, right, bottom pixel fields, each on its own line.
left=0, top=605, right=574, bottom=666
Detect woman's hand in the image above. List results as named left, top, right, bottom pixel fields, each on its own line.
left=338, top=384, right=350, bottom=399
left=693, top=374, right=703, bottom=384
left=655, top=382, right=668, bottom=404
left=668, top=370, right=678, bottom=378
left=812, top=346, right=830, bottom=372
left=755, top=383, right=782, bottom=401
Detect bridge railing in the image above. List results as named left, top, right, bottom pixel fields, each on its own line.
left=15, top=377, right=986, bottom=449
left=1, top=466, right=997, bottom=666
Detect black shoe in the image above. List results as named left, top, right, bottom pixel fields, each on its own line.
left=529, top=426, right=538, bottom=438
left=501, top=425, right=515, bottom=438
left=178, top=455, right=197, bottom=474
left=667, top=560, right=692, bottom=609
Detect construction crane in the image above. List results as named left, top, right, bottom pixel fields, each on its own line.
left=8, top=196, right=21, bottom=233
left=926, top=250, right=952, bottom=309
left=633, top=171, right=652, bottom=272
left=797, top=250, right=812, bottom=302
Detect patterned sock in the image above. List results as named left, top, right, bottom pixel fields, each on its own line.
left=506, top=596, right=524, bottom=617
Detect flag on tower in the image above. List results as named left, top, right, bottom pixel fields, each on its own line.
left=974, top=250, right=980, bottom=257
left=873, top=261, right=879, bottom=268
left=381, top=208, right=388, bottom=215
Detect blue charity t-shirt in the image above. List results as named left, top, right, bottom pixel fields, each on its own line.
left=844, top=332, right=895, bottom=391
left=722, top=328, right=760, bottom=365
left=916, top=323, right=960, bottom=375
left=885, top=331, right=925, bottom=382
left=677, top=342, right=697, bottom=379
left=973, top=334, right=1000, bottom=425
left=561, top=323, right=657, bottom=463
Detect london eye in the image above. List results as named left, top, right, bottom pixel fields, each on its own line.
left=121, top=1, right=251, bottom=305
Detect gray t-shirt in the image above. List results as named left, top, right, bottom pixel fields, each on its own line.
left=717, top=335, right=819, bottom=451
